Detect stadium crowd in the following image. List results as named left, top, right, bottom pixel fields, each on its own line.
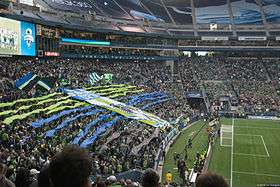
left=189, top=57, right=280, bottom=115
left=0, top=55, right=279, bottom=187
left=0, top=57, right=196, bottom=186
left=0, top=145, right=228, bottom=187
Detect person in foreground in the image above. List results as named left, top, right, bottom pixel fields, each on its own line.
left=49, top=145, right=92, bottom=187
left=0, top=163, right=15, bottom=187
left=142, top=168, right=160, bottom=187
left=196, top=172, right=229, bottom=187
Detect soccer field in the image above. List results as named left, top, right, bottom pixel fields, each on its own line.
left=162, top=121, right=209, bottom=184
left=209, top=118, right=280, bottom=187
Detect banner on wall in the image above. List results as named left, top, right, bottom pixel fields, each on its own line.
left=201, top=36, right=229, bottom=41
left=238, top=36, right=267, bottom=41
left=19, top=0, right=34, bottom=6
left=247, top=115, right=280, bottom=120
left=62, top=88, right=170, bottom=128
left=0, top=16, right=36, bottom=56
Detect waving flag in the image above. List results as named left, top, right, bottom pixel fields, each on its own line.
left=89, top=72, right=102, bottom=85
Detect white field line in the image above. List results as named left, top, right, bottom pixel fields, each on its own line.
left=233, top=153, right=268, bottom=157
left=230, top=117, right=234, bottom=187
left=260, top=135, right=270, bottom=157
left=221, top=125, right=233, bottom=147
left=235, top=133, right=262, bottom=137
left=235, top=126, right=280, bottom=130
left=222, top=137, right=233, bottom=139
left=233, top=171, right=280, bottom=178
left=221, top=144, right=232, bottom=147
left=234, top=134, right=270, bottom=157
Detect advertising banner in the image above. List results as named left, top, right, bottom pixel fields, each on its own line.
left=19, top=0, right=34, bottom=6
left=247, top=115, right=280, bottom=120
left=201, top=36, right=229, bottom=41
left=238, top=36, right=267, bottom=41
left=0, top=16, right=36, bottom=56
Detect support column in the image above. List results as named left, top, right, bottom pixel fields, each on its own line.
left=160, top=0, right=176, bottom=25
left=227, top=0, right=237, bottom=36
left=255, top=0, right=270, bottom=36
left=191, top=0, right=198, bottom=36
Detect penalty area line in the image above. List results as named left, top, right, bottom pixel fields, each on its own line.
left=233, top=152, right=268, bottom=157
left=260, top=135, right=270, bottom=157
left=234, top=126, right=280, bottom=130
left=233, top=171, right=280, bottom=178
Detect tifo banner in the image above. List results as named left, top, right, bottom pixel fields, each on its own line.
left=15, top=72, right=54, bottom=91
left=89, top=72, right=102, bottom=85
left=62, top=88, right=169, bottom=128
left=15, top=72, right=37, bottom=90
left=79, top=94, right=172, bottom=147
left=29, top=91, right=170, bottom=146
left=45, top=109, right=102, bottom=137
left=103, top=73, right=113, bottom=84
left=88, top=72, right=113, bottom=85
left=60, top=78, right=71, bottom=86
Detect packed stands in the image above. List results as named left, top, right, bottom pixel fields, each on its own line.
left=0, top=0, right=280, bottom=186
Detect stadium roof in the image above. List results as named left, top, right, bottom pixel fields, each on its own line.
left=42, top=0, right=280, bottom=25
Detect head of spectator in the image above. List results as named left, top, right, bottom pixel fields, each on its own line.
left=15, top=167, right=31, bottom=187
left=38, top=165, right=50, bottom=187
left=49, top=145, right=92, bottom=187
left=125, top=179, right=133, bottom=187
left=196, top=172, right=229, bottom=187
left=107, top=175, right=117, bottom=184
left=142, top=169, right=160, bottom=187
left=0, top=163, right=7, bottom=176
left=96, top=181, right=106, bottom=187
left=0, top=163, right=15, bottom=187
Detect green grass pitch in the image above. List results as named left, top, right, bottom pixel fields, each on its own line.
left=209, top=118, right=280, bottom=187
left=162, top=120, right=209, bottom=184
left=162, top=118, right=280, bottom=187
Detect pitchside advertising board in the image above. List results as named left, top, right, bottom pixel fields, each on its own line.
left=0, top=17, right=36, bottom=56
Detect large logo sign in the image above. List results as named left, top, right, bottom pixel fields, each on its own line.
left=20, top=21, right=36, bottom=56
left=0, top=17, right=36, bottom=56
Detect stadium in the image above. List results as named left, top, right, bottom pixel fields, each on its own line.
left=0, top=0, right=279, bottom=187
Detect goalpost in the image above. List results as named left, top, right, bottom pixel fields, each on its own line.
left=220, top=125, right=233, bottom=147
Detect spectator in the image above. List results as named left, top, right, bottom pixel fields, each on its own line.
left=49, top=145, right=92, bottom=187
left=15, top=168, right=32, bottom=187
left=0, top=163, right=15, bottom=187
left=142, top=169, right=160, bottom=187
left=165, top=171, right=172, bottom=184
left=37, top=165, right=50, bottom=187
left=96, top=181, right=106, bottom=187
left=196, top=172, right=229, bottom=187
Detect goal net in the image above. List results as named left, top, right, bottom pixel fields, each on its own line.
left=220, top=125, right=233, bottom=147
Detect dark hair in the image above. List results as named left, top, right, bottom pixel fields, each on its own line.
left=142, top=169, right=159, bottom=187
left=0, top=163, right=6, bottom=175
left=96, top=181, right=106, bottom=187
left=196, top=172, right=229, bottom=187
left=38, top=165, right=50, bottom=187
left=15, top=168, right=31, bottom=187
left=49, top=145, right=92, bottom=187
